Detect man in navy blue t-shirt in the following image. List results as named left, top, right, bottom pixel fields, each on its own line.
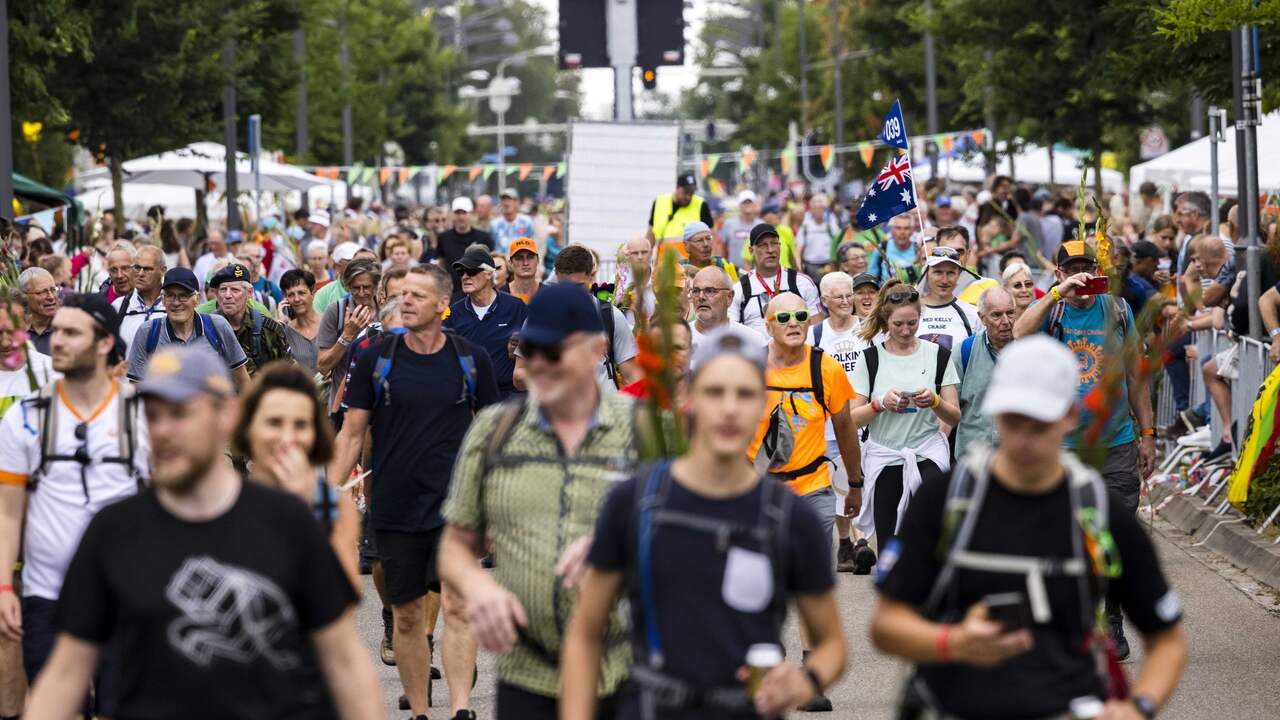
left=445, top=244, right=527, bottom=398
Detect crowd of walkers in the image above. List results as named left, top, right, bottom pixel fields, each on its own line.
left=4, top=170, right=1256, bottom=718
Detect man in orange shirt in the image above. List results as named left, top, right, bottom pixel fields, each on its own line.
left=747, top=291, right=862, bottom=713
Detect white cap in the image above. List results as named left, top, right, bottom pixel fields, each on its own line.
left=737, top=189, right=758, bottom=205
left=925, top=253, right=963, bottom=269
left=307, top=212, right=331, bottom=228
left=451, top=196, right=475, bottom=213
left=981, top=336, right=1079, bottom=422
left=332, top=242, right=360, bottom=263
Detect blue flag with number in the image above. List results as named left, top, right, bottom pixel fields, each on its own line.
left=855, top=154, right=917, bottom=228
left=878, top=100, right=909, bottom=149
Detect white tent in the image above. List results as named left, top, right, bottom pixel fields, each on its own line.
left=913, top=143, right=1125, bottom=193
left=76, top=142, right=332, bottom=193
left=1128, top=111, right=1280, bottom=195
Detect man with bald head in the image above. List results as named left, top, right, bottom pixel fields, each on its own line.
left=745, top=291, right=860, bottom=712
left=191, top=229, right=229, bottom=292
left=689, top=266, right=765, bottom=349
left=952, top=286, right=1018, bottom=457
left=113, top=245, right=167, bottom=353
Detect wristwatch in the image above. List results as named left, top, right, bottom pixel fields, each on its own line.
left=1132, top=695, right=1158, bottom=719
left=1269, top=327, right=1280, bottom=338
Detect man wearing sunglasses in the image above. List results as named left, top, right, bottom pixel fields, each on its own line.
left=446, top=244, right=528, bottom=398
left=0, top=294, right=149, bottom=716
left=113, top=246, right=167, bottom=354
left=917, top=246, right=981, bottom=352
left=1013, top=239, right=1155, bottom=661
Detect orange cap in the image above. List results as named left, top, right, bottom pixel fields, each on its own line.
left=508, top=237, right=539, bottom=258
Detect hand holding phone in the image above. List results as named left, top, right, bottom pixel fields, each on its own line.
left=1076, top=276, right=1111, bottom=296
left=983, top=592, right=1032, bottom=632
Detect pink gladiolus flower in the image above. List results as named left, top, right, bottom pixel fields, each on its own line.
left=2, top=349, right=23, bottom=371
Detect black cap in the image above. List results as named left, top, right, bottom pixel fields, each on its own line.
left=749, top=223, right=780, bottom=246
left=1131, top=240, right=1163, bottom=260
left=676, top=172, right=697, bottom=189
left=208, top=263, right=252, bottom=289
left=161, top=267, right=200, bottom=294
left=521, top=282, right=605, bottom=346
left=850, top=272, right=880, bottom=290
left=62, top=293, right=124, bottom=360
left=452, top=245, right=496, bottom=273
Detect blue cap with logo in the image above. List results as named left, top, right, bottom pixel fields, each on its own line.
left=161, top=267, right=200, bottom=294
left=138, top=346, right=234, bottom=402
left=520, top=282, right=604, bottom=346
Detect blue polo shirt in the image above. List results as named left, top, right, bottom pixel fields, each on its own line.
left=445, top=291, right=527, bottom=397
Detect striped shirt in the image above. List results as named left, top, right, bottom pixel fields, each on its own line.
left=442, top=387, right=639, bottom=697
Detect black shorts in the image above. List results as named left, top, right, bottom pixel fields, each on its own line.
left=375, top=527, right=443, bottom=605
left=497, top=682, right=616, bottom=720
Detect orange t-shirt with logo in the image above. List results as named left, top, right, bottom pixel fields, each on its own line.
left=747, top=346, right=855, bottom=497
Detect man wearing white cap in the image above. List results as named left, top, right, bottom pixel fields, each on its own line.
left=439, top=197, right=494, bottom=302
left=311, top=241, right=364, bottom=313
left=916, top=246, right=980, bottom=352
left=719, top=189, right=765, bottom=270
left=308, top=211, right=332, bottom=240
left=870, top=336, right=1187, bottom=720
left=679, top=221, right=738, bottom=282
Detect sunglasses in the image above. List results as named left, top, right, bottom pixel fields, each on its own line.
left=770, top=310, right=810, bottom=325
left=887, top=289, right=920, bottom=304
left=930, top=246, right=960, bottom=258
left=459, top=267, right=486, bottom=277
left=519, top=339, right=567, bottom=364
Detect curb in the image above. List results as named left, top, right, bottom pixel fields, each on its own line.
left=1148, top=483, right=1280, bottom=590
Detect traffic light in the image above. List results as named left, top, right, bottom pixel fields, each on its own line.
left=636, top=0, right=685, bottom=68
left=641, top=67, right=657, bottom=90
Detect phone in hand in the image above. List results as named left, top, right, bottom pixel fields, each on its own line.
left=1076, top=276, right=1111, bottom=296
left=983, top=592, right=1032, bottom=632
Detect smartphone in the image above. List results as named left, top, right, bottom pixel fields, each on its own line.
left=983, top=592, right=1032, bottom=632
left=1076, top=276, right=1111, bottom=296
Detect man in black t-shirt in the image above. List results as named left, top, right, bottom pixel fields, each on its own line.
left=329, top=264, right=500, bottom=720
left=869, top=336, right=1186, bottom=720
left=432, top=197, right=496, bottom=302
left=26, top=346, right=380, bottom=719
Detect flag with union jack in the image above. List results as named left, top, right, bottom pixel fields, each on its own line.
left=856, top=153, right=917, bottom=228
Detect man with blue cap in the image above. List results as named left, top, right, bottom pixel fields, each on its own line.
left=680, top=220, right=739, bottom=282
left=439, top=281, right=642, bottom=720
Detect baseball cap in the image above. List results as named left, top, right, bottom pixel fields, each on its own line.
left=981, top=336, right=1079, bottom=422
left=138, top=346, right=234, bottom=403
left=208, top=263, right=252, bottom=289
left=676, top=172, right=697, bottom=189
left=737, top=190, right=758, bottom=205
left=1131, top=240, right=1163, bottom=260
left=226, top=230, right=246, bottom=245
left=453, top=245, right=496, bottom=273
left=307, top=212, right=331, bottom=228
left=161, top=267, right=200, bottom=294
left=683, top=221, right=712, bottom=242
left=749, top=223, right=780, bottom=246
left=61, top=293, right=123, bottom=354
left=925, top=246, right=964, bottom=269
left=689, top=324, right=768, bottom=378
left=451, top=196, right=475, bottom=213
left=499, top=188, right=519, bottom=200
left=1056, top=240, right=1098, bottom=267
left=508, top=237, right=539, bottom=258
left=934, top=195, right=953, bottom=208
left=850, top=272, right=881, bottom=291
left=521, top=282, right=604, bottom=346
left=332, top=242, right=360, bottom=263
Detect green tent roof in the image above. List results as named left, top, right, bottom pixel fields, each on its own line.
left=14, top=172, right=84, bottom=228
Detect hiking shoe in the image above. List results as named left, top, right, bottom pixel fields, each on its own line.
left=398, top=677, right=432, bottom=711
left=380, top=634, right=396, bottom=666
left=1110, top=623, right=1131, bottom=662
left=798, top=692, right=834, bottom=712
left=1180, top=408, right=1206, bottom=431
left=835, top=539, right=855, bottom=573
left=452, top=712, right=477, bottom=720
left=852, top=539, right=877, bottom=576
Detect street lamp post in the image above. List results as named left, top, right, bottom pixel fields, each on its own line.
left=490, top=46, right=555, bottom=194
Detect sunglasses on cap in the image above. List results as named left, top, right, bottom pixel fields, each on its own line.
left=886, top=288, right=920, bottom=304
left=770, top=310, right=810, bottom=325
left=930, top=246, right=960, bottom=258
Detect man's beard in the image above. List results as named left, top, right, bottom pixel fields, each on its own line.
left=55, top=352, right=98, bottom=380
left=152, top=444, right=219, bottom=496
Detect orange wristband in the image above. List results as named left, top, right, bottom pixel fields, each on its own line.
left=936, top=625, right=953, bottom=662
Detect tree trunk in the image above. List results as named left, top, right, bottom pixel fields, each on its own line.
left=110, top=153, right=125, bottom=230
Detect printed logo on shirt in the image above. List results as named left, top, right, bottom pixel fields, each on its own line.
left=827, top=338, right=863, bottom=373
left=919, top=332, right=954, bottom=351
left=166, top=556, right=301, bottom=670
left=1068, top=337, right=1103, bottom=384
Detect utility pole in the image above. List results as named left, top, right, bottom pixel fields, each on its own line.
left=1237, top=25, right=1263, bottom=338
left=798, top=0, right=809, bottom=134
left=923, top=0, right=939, bottom=174
left=607, top=0, right=638, bottom=121
left=222, top=39, right=241, bottom=231
left=0, top=0, right=13, bottom=222
left=340, top=36, right=353, bottom=203
left=830, top=0, right=843, bottom=150
left=982, top=48, right=996, bottom=177
left=294, top=28, right=309, bottom=210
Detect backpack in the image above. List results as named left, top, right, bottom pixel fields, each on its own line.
left=245, top=309, right=266, bottom=362
left=757, top=347, right=830, bottom=476
left=145, top=313, right=227, bottom=357
left=20, top=382, right=145, bottom=497
left=632, top=460, right=792, bottom=670
left=737, top=270, right=801, bottom=320
left=1046, top=295, right=1129, bottom=342
left=370, top=329, right=478, bottom=411
left=861, top=342, right=951, bottom=398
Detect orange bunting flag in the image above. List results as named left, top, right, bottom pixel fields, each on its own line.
left=972, top=130, right=986, bottom=147
left=469, top=166, right=483, bottom=181
left=398, top=168, right=410, bottom=184
left=859, top=144, right=875, bottom=168
left=378, top=168, right=393, bottom=185
left=942, top=135, right=955, bottom=154
left=819, top=145, right=834, bottom=171
left=437, top=165, right=457, bottom=183
left=542, top=165, right=555, bottom=182
left=518, top=163, right=533, bottom=182
left=700, top=158, right=712, bottom=178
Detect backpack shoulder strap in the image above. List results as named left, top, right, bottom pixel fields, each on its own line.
left=785, top=268, right=800, bottom=295
left=951, top=300, right=973, bottom=336
left=960, top=334, right=976, bottom=373
left=448, top=332, right=479, bottom=411
left=115, top=383, right=144, bottom=491
left=863, top=344, right=880, bottom=398
left=371, top=333, right=401, bottom=407
left=761, top=477, right=794, bottom=632
left=738, top=274, right=754, bottom=318
left=934, top=345, right=952, bottom=394
left=598, top=300, right=618, bottom=384
left=1047, top=301, right=1067, bottom=340
left=483, top=396, right=529, bottom=474
left=808, top=346, right=829, bottom=414
left=250, top=310, right=266, bottom=359
left=197, top=313, right=226, bottom=356
left=28, top=383, right=60, bottom=490
left=922, top=444, right=995, bottom=617
left=145, top=317, right=164, bottom=354
left=812, top=321, right=824, bottom=349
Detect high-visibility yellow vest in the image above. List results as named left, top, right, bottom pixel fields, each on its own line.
left=652, top=193, right=706, bottom=259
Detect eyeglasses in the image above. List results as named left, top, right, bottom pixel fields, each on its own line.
left=769, top=310, right=810, bottom=325
left=25, top=287, right=57, bottom=298
left=826, top=293, right=856, bottom=304
left=689, top=287, right=728, bottom=298
left=930, top=246, right=960, bottom=258
left=163, top=290, right=196, bottom=303
left=132, top=264, right=158, bottom=273
left=886, top=289, right=920, bottom=304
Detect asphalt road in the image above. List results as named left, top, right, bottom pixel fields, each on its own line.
left=356, top=517, right=1280, bottom=719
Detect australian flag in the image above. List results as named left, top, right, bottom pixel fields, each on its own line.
left=856, top=153, right=917, bottom=228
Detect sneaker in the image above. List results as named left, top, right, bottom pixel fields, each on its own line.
left=1160, top=415, right=1192, bottom=438
left=380, top=634, right=396, bottom=666
left=452, top=712, right=478, bottom=720
left=1180, top=408, right=1206, bottom=431
left=398, top=679, right=433, bottom=711
left=359, top=557, right=373, bottom=575
left=835, top=539, right=855, bottom=573
left=798, top=693, right=834, bottom=712
left=852, top=539, right=877, bottom=576
left=1110, top=623, right=1131, bottom=662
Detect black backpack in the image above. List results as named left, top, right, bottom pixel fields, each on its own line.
left=861, top=341, right=951, bottom=397
left=738, top=270, right=801, bottom=320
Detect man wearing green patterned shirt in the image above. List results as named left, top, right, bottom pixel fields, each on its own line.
left=439, top=282, right=639, bottom=720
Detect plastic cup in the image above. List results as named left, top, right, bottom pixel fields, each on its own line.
left=745, top=643, right=784, bottom=698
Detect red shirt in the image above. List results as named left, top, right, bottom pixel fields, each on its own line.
left=621, top=378, right=651, bottom=400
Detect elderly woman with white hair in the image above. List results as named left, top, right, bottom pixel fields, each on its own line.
left=1001, top=261, right=1038, bottom=322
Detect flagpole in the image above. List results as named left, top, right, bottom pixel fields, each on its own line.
left=903, top=134, right=928, bottom=235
